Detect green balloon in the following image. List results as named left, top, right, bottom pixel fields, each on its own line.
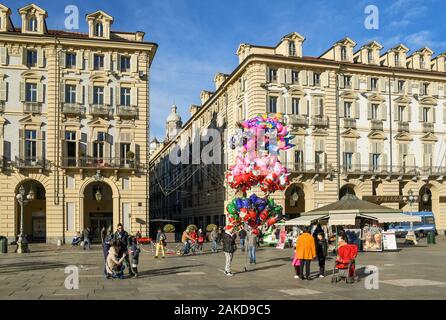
left=268, top=198, right=275, bottom=207
left=227, top=203, right=236, bottom=215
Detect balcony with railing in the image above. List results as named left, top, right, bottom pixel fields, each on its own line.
left=397, top=121, right=409, bottom=133
left=116, top=105, right=138, bottom=118
left=311, top=116, right=329, bottom=127
left=62, top=103, right=86, bottom=116
left=62, top=157, right=139, bottom=169
left=90, top=105, right=113, bottom=117
left=370, top=120, right=383, bottom=131
left=23, top=102, right=42, bottom=114
left=14, top=156, right=49, bottom=170
left=287, top=114, right=309, bottom=127
left=422, top=122, right=434, bottom=133
left=286, top=162, right=329, bottom=173
left=342, top=118, right=356, bottom=129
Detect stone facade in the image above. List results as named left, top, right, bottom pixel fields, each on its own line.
left=0, top=3, right=157, bottom=243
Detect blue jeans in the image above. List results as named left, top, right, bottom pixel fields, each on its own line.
left=248, top=245, right=256, bottom=263
left=211, top=240, right=218, bottom=252
left=240, top=239, right=245, bottom=251
left=83, top=238, right=91, bottom=250
left=183, top=241, right=190, bottom=254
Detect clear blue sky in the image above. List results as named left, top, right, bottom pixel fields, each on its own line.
left=3, top=0, right=446, bottom=139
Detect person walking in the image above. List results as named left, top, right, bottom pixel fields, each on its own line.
left=197, top=228, right=205, bottom=253
left=210, top=226, right=219, bottom=253
left=128, top=236, right=141, bottom=278
left=295, top=227, right=316, bottom=280
left=238, top=226, right=247, bottom=252
left=83, top=227, right=91, bottom=250
left=181, top=229, right=193, bottom=255
left=221, top=230, right=237, bottom=276
left=155, top=227, right=166, bottom=259
left=113, top=223, right=135, bottom=276
left=316, top=232, right=328, bottom=278
left=247, top=228, right=258, bottom=264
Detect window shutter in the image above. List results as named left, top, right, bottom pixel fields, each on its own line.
left=60, top=51, right=66, bottom=68
left=60, top=83, right=66, bottom=103
left=432, top=107, right=436, bottom=123
left=354, top=101, right=360, bottom=119
left=115, top=86, right=121, bottom=106
left=380, top=78, right=386, bottom=92
left=88, top=85, right=93, bottom=104
left=406, top=80, right=412, bottom=95
left=104, top=86, right=111, bottom=105
left=308, top=71, right=314, bottom=86
left=407, top=105, right=411, bottom=122
left=131, top=87, right=138, bottom=106
left=393, top=79, right=398, bottom=93
left=339, top=99, right=344, bottom=118
left=116, top=54, right=121, bottom=72
left=131, top=54, right=138, bottom=73
left=380, top=103, right=386, bottom=121
left=76, top=51, right=83, bottom=69
left=432, top=83, right=439, bottom=96
left=19, top=129, right=24, bottom=159
left=19, top=82, right=25, bottom=102
left=21, top=48, right=27, bottom=65
left=104, top=137, right=111, bottom=160
left=354, top=75, right=360, bottom=90
left=36, top=130, right=42, bottom=160
left=76, top=84, right=83, bottom=104
left=115, top=142, right=120, bottom=162
left=37, top=83, right=44, bottom=103
left=104, top=53, right=111, bottom=71
left=443, top=107, right=446, bottom=124
left=0, top=80, right=7, bottom=101
left=0, top=47, right=8, bottom=65
left=321, top=72, right=329, bottom=87
left=300, top=70, right=307, bottom=85
left=381, top=153, right=388, bottom=171
left=339, top=75, right=345, bottom=89
left=367, top=77, right=372, bottom=91
left=394, top=105, right=399, bottom=121
left=367, top=102, right=372, bottom=120
left=285, top=69, right=292, bottom=84
left=407, top=154, right=415, bottom=168
left=278, top=68, right=285, bottom=84
left=312, top=97, right=320, bottom=116
left=88, top=52, right=95, bottom=70
left=353, top=153, right=360, bottom=168
left=301, top=97, right=308, bottom=115
left=419, top=106, right=423, bottom=122
left=37, top=48, right=44, bottom=68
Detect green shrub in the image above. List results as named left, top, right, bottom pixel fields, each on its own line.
left=206, top=224, right=217, bottom=232
left=186, top=224, right=197, bottom=232
left=163, top=224, right=175, bottom=233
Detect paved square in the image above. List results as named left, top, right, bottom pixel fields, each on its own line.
left=1, top=237, right=446, bottom=300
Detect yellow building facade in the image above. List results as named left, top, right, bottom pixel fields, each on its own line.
left=0, top=3, right=157, bottom=243
left=150, top=32, right=446, bottom=235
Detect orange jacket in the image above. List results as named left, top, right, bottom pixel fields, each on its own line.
left=295, top=233, right=316, bottom=260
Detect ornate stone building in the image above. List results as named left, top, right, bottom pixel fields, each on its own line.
left=150, top=31, right=446, bottom=234
left=0, top=3, right=157, bottom=243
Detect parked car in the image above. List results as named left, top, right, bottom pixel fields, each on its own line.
left=388, top=211, right=436, bottom=238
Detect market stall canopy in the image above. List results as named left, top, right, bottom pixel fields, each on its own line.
left=322, top=212, right=378, bottom=226
left=371, top=213, right=421, bottom=223
left=149, top=219, right=180, bottom=223
left=283, top=214, right=326, bottom=226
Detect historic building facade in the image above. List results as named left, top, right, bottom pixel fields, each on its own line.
left=150, top=31, right=446, bottom=234
left=0, top=3, right=157, bottom=243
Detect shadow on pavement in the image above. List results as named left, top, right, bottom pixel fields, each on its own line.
left=0, top=261, right=74, bottom=273
left=136, top=264, right=204, bottom=278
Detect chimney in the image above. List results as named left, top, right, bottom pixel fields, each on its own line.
left=214, top=73, right=229, bottom=90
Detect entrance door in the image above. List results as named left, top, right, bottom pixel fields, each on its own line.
left=32, top=217, right=46, bottom=242
left=89, top=212, right=113, bottom=242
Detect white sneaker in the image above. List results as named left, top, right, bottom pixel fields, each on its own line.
left=319, top=274, right=324, bottom=278
left=226, top=272, right=234, bottom=277
left=294, top=275, right=300, bottom=279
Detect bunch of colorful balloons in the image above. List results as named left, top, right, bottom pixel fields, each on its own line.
left=225, top=113, right=293, bottom=232
left=225, top=194, right=284, bottom=233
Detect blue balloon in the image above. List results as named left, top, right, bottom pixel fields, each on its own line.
left=236, top=198, right=244, bottom=210
left=241, top=198, right=250, bottom=208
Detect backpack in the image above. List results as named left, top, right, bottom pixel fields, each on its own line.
left=159, top=233, right=166, bottom=241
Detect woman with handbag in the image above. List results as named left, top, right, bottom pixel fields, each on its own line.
left=155, top=227, right=166, bottom=258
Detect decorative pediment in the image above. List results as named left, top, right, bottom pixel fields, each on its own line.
left=361, top=41, right=383, bottom=50
left=394, top=96, right=411, bottom=104
left=419, top=96, right=437, bottom=106
left=86, top=10, right=114, bottom=22
left=90, top=74, right=111, bottom=84
left=415, top=47, right=434, bottom=55
left=290, top=127, right=307, bottom=136
left=19, top=114, right=44, bottom=126
left=288, top=86, right=305, bottom=95
left=21, top=70, right=45, bottom=81
left=368, top=93, right=385, bottom=102
left=341, top=128, right=360, bottom=138
left=393, top=132, right=413, bottom=141
left=87, top=117, right=111, bottom=128
left=340, top=91, right=358, bottom=101
left=420, top=132, right=438, bottom=142
left=312, top=128, right=329, bottom=136
left=19, top=4, right=47, bottom=16
left=282, top=32, right=305, bottom=42
left=391, top=44, right=410, bottom=53
left=367, top=131, right=386, bottom=140
left=336, top=37, right=357, bottom=47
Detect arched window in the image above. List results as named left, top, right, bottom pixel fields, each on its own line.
left=94, top=22, right=104, bottom=37
left=28, top=15, right=37, bottom=32
left=289, top=41, right=296, bottom=56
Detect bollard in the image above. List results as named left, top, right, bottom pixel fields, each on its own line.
left=0, top=236, right=8, bottom=254
left=57, top=239, right=62, bottom=246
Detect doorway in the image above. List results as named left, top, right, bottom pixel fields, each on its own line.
left=89, top=212, right=113, bottom=242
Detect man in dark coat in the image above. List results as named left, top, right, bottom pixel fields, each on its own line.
left=221, top=231, right=237, bottom=277
left=316, top=232, right=328, bottom=278
left=113, top=223, right=135, bottom=276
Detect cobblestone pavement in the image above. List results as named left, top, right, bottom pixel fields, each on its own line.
left=1, top=237, right=446, bottom=300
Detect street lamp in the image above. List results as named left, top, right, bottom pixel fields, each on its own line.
left=16, top=185, right=35, bottom=253
left=406, top=189, right=418, bottom=231
left=291, top=188, right=299, bottom=202
left=95, top=188, right=102, bottom=202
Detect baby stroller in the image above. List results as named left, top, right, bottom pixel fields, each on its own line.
left=331, top=244, right=358, bottom=284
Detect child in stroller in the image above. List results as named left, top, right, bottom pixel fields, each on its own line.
left=71, top=232, right=82, bottom=247
left=332, top=235, right=358, bottom=284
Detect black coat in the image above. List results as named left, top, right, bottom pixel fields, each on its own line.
left=113, top=231, right=130, bottom=250
left=221, top=232, right=237, bottom=253
left=316, top=238, right=328, bottom=258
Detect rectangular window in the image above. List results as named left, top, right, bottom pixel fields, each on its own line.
left=93, top=132, right=105, bottom=159
left=372, top=153, right=380, bottom=171
left=423, top=107, right=430, bottom=122
left=340, top=46, right=347, bottom=61
left=371, top=78, right=379, bottom=91
left=344, top=102, right=352, bottom=118
left=368, top=49, right=373, bottom=63
left=65, top=131, right=76, bottom=141
left=398, top=105, right=405, bottom=121
left=421, top=83, right=429, bottom=96
left=94, top=54, right=104, bottom=70
left=398, top=80, right=405, bottom=93
left=25, top=129, right=37, bottom=161
left=344, top=76, right=352, bottom=89
left=66, top=53, right=76, bottom=68
left=120, top=56, right=131, bottom=72
left=25, top=83, right=38, bottom=102
left=291, top=70, right=299, bottom=84
left=371, top=103, right=379, bottom=120
left=295, top=150, right=303, bottom=169
left=65, top=85, right=76, bottom=103
left=343, top=152, right=353, bottom=170
left=313, top=73, right=321, bottom=86
left=268, top=96, right=277, bottom=113
left=315, top=151, right=324, bottom=169
left=395, top=53, right=400, bottom=67
left=27, top=50, right=37, bottom=67
left=291, top=98, right=299, bottom=115
left=268, top=68, right=278, bottom=82
left=120, top=88, right=131, bottom=106
left=420, top=56, right=425, bottom=69
left=120, top=143, right=131, bottom=165
left=93, top=86, right=104, bottom=105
